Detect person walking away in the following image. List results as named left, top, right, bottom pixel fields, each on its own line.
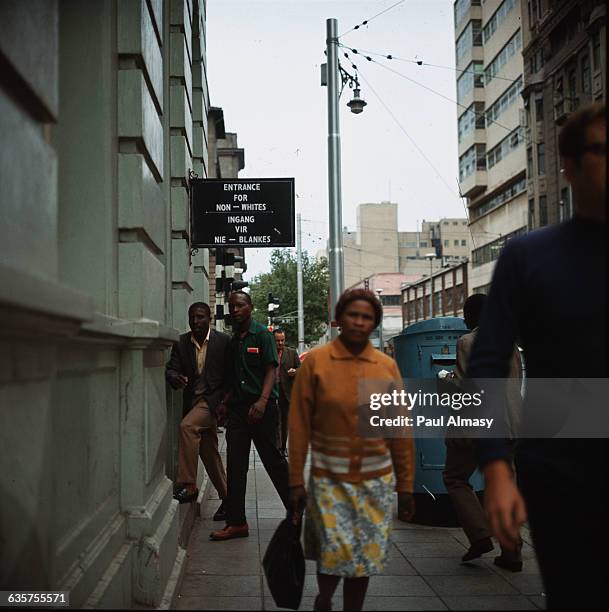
left=442, top=293, right=523, bottom=570
left=273, top=328, right=300, bottom=457
left=289, top=289, right=416, bottom=612
left=166, top=302, right=229, bottom=521
left=469, top=103, right=607, bottom=609
left=210, top=291, right=290, bottom=541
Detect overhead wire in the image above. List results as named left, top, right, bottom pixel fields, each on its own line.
left=342, top=49, right=525, bottom=142
left=345, top=56, right=479, bottom=249
left=338, top=0, right=409, bottom=39
left=338, top=44, right=520, bottom=83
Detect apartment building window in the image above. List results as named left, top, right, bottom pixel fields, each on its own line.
left=472, top=226, right=527, bottom=266
left=581, top=55, right=591, bottom=95
left=444, top=240, right=449, bottom=246
left=486, top=127, right=523, bottom=169
left=461, top=239, right=467, bottom=246
left=459, top=143, right=487, bottom=180
left=457, top=61, right=484, bottom=104
left=458, top=105, right=474, bottom=141
left=529, top=47, right=545, bottom=74
left=454, top=0, right=481, bottom=29
left=453, top=240, right=458, bottom=247
left=535, top=96, right=544, bottom=120
left=483, top=0, right=517, bottom=43
left=456, top=20, right=483, bottom=65
left=471, top=176, right=526, bottom=220
left=484, top=30, right=522, bottom=84
left=381, top=295, right=401, bottom=306
left=485, top=76, right=523, bottom=126
left=537, top=143, right=545, bottom=175
left=420, top=241, right=428, bottom=247
left=527, top=146, right=534, bottom=176
left=539, top=195, right=548, bottom=226
left=528, top=198, right=535, bottom=229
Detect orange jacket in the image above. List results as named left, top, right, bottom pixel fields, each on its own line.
left=288, top=338, right=415, bottom=492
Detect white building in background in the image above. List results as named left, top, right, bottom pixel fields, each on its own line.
left=454, top=0, right=528, bottom=293
left=338, top=201, right=469, bottom=289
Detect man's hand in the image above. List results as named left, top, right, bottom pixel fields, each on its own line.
left=247, top=399, right=267, bottom=424
left=216, top=402, right=227, bottom=427
left=287, top=368, right=297, bottom=378
left=397, top=492, right=415, bottom=522
left=484, top=460, right=527, bottom=550
left=170, top=374, right=188, bottom=389
left=289, top=485, right=307, bottom=525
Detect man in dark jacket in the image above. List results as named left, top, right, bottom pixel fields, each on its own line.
left=273, top=328, right=300, bottom=456
left=166, top=302, right=230, bottom=521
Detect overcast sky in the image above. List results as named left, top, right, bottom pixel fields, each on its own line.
left=207, top=0, right=464, bottom=278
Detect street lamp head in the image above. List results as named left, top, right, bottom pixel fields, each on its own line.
left=424, top=252, right=436, bottom=260
left=347, top=88, right=367, bottom=114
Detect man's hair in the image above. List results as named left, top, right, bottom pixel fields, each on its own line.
left=188, top=301, right=211, bottom=317
left=463, top=293, right=487, bottom=330
left=335, top=288, right=383, bottom=328
left=558, top=102, right=606, bottom=163
left=272, top=328, right=285, bottom=335
left=229, top=290, right=252, bottom=305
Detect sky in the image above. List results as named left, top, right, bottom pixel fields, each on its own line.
left=207, top=0, right=465, bottom=278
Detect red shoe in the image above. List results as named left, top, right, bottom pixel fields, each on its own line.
left=209, top=523, right=249, bottom=541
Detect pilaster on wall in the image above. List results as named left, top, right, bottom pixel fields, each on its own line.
left=170, top=0, right=196, bottom=335
left=118, top=0, right=168, bottom=324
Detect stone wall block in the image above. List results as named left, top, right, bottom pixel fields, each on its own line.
left=170, top=186, right=189, bottom=233
left=118, top=70, right=164, bottom=181
left=170, top=0, right=193, bottom=63
left=170, top=134, right=191, bottom=183
left=169, top=32, right=192, bottom=111
left=118, top=155, right=166, bottom=254
left=118, top=0, right=164, bottom=113
left=0, top=0, right=59, bottom=118
left=118, top=243, right=166, bottom=322
left=133, top=499, right=179, bottom=606
left=171, top=238, right=192, bottom=286
left=146, top=0, right=163, bottom=45
left=0, top=91, right=58, bottom=280
left=169, top=85, right=193, bottom=156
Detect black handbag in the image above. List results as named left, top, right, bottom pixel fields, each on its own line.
left=263, top=515, right=305, bottom=610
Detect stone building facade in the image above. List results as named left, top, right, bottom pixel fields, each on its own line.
left=521, top=0, right=606, bottom=228
left=0, top=0, right=212, bottom=607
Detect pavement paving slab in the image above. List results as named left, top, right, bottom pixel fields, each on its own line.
left=175, top=443, right=544, bottom=610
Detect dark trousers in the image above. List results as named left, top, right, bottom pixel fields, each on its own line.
left=225, top=398, right=289, bottom=525
left=278, top=395, right=290, bottom=451
left=516, top=442, right=609, bottom=610
left=443, top=437, right=491, bottom=544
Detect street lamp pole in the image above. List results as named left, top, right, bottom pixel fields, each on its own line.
left=326, top=18, right=344, bottom=339
left=296, top=213, right=305, bottom=353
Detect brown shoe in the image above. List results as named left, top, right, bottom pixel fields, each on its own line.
left=209, top=523, right=249, bottom=541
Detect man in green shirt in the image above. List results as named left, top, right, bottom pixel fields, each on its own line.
left=210, top=291, right=290, bottom=541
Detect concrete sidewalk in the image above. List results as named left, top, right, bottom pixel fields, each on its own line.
left=173, top=438, right=545, bottom=610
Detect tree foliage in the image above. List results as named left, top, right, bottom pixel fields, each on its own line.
left=249, top=250, right=329, bottom=347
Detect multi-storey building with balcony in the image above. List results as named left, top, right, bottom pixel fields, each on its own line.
left=521, top=0, right=606, bottom=228
left=454, top=0, right=529, bottom=294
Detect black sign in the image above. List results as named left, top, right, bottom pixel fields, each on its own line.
left=190, top=178, right=295, bottom=248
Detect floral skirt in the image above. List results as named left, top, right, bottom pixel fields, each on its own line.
left=304, top=473, right=395, bottom=577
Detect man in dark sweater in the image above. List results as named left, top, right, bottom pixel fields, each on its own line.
left=468, top=103, right=607, bottom=609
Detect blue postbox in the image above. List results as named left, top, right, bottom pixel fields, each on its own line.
left=393, top=316, right=485, bottom=524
